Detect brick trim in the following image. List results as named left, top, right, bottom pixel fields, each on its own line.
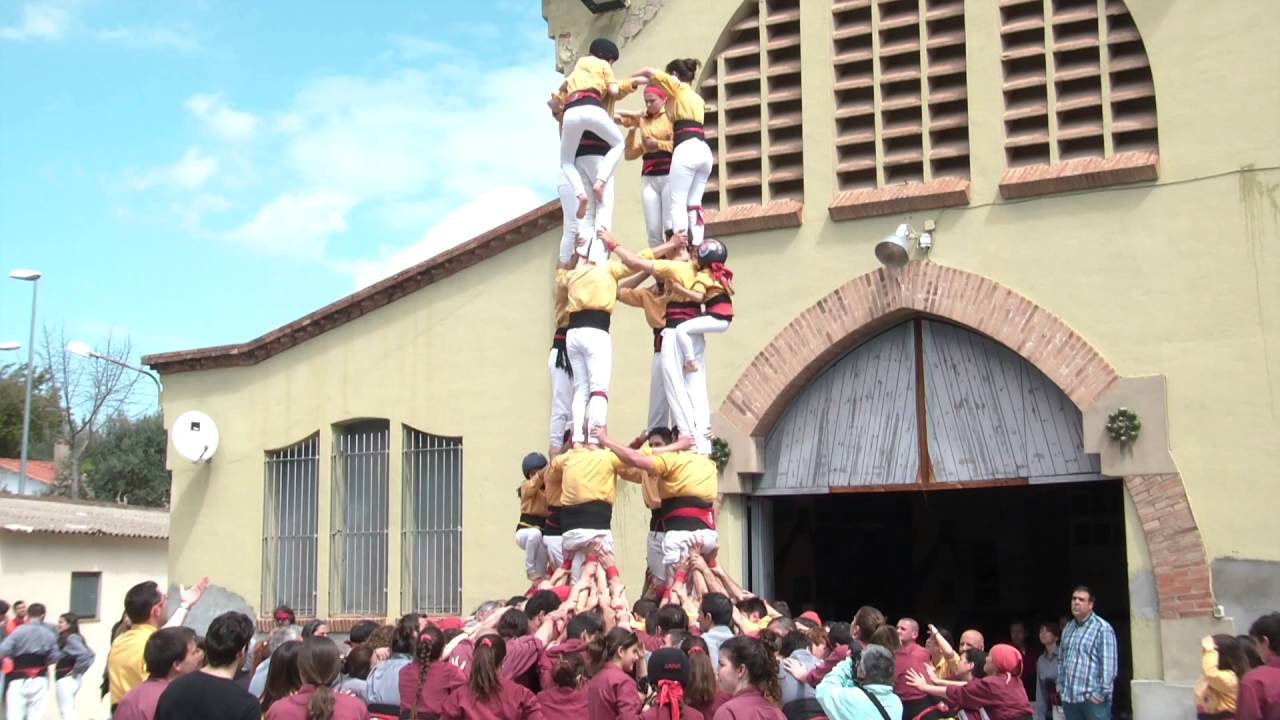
left=998, top=151, right=1159, bottom=200
left=256, top=616, right=386, bottom=634
left=718, top=262, right=1216, bottom=619
left=704, top=200, right=804, bottom=237
left=829, top=178, right=971, bottom=221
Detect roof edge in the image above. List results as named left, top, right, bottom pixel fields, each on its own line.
left=144, top=200, right=561, bottom=375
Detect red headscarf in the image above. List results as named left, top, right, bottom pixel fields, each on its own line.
left=644, top=84, right=668, bottom=101
left=657, top=679, right=684, bottom=720
left=708, top=262, right=734, bottom=294
left=990, top=644, right=1023, bottom=681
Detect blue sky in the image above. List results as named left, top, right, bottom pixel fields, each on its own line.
left=0, top=0, right=563, bottom=394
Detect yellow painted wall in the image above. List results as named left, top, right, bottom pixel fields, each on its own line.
left=161, top=0, right=1280, bottom=620
left=0, top=534, right=168, bottom=720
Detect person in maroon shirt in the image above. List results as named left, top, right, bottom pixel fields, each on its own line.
left=895, top=617, right=935, bottom=718
left=401, top=625, right=467, bottom=719
left=908, top=643, right=1034, bottom=720
left=682, top=636, right=730, bottom=719
left=1239, top=612, right=1280, bottom=720
left=265, top=637, right=369, bottom=720
left=714, top=636, right=785, bottom=720
left=587, top=627, right=646, bottom=719
left=442, top=635, right=543, bottom=720
left=643, top=647, right=704, bottom=720
left=537, top=613, right=603, bottom=689
left=536, top=651, right=589, bottom=716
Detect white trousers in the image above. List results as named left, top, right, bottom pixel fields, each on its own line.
left=668, top=138, right=713, bottom=245
left=647, top=350, right=670, bottom=432
left=544, top=534, right=565, bottom=569
left=562, top=528, right=614, bottom=583
left=566, top=326, right=611, bottom=445
left=560, top=105, right=624, bottom=200
left=684, top=332, right=712, bottom=455
left=515, top=527, right=549, bottom=581
left=641, top=174, right=672, bottom=248
left=548, top=347, right=574, bottom=451
left=647, top=530, right=667, bottom=583
left=557, top=182, right=581, bottom=264
left=662, top=529, right=719, bottom=566
left=659, top=328, right=699, bottom=445
left=54, top=675, right=79, bottom=720
left=575, top=154, right=616, bottom=237
left=5, top=676, right=49, bottom=720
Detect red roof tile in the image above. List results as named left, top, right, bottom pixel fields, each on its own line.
left=0, top=459, right=55, bottom=486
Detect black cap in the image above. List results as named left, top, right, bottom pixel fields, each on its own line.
left=521, top=452, right=548, bottom=478
left=647, top=647, right=689, bottom=686
left=589, top=38, right=620, bottom=62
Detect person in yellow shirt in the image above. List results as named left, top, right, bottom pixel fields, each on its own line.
left=618, top=85, right=675, bottom=248
left=1196, top=634, right=1248, bottom=719
left=554, top=441, right=628, bottom=581
left=636, top=58, right=713, bottom=246
left=557, top=38, right=632, bottom=221
left=541, top=430, right=572, bottom=572
left=607, top=231, right=705, bottom=453
left=107, top=577, right=209, bottom=707
left=548, top=261, right=574, bottom=457
left=672, top=238, right=735, bottom=454
left=515, top=453, right=551, bottom=583
left=557, top=236, right=633, bottom=446
left=593, top=427, right=718, bottom=587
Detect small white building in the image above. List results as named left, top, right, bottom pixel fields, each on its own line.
left=0, top=495, right=167, bottom=720
left=0, top=459, right=55, bottom=496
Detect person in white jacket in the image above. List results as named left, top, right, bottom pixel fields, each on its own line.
left=816, top=644, right=905, bottom=720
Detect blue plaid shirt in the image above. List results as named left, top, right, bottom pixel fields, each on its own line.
left=1057, top=611, right=1118, bottom=703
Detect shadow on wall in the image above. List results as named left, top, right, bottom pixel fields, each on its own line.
left=1211, top=557, right=1280, bottom=632
left=166, top=584, right=256, bottom=637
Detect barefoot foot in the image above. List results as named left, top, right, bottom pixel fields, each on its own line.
left=592, top=180, right=606, bottom=202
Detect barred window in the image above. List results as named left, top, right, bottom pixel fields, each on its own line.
left=262, top=433, right=319, bottom=617
left=330, top=421, right=389, bottom=616
left=401, top=427, right=463, bottom=615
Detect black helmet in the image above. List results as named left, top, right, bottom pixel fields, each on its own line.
left=588, top=38, right=620, bottom=63
left=647, top=647, right=689, bottom=686
left=696, top=239, right=727, bottom=267
left=521, top=452, right=548, bottom=478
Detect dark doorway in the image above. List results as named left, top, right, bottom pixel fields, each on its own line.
left=759, top=479, right=1132, bottom=716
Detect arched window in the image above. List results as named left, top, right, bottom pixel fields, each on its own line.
left=330, top=420, right=390, bottom=616
left=998, top=0, right=1158, bottom=197
left=401, top=426, right=463, bottom=615
left=262, top=433, right=320, bottom=618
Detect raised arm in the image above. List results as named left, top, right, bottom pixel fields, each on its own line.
left=594, top=428, right=655, bottom=472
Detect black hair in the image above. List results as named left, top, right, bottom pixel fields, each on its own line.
left=852, top=606, right=886, bottom=644
left=526, top=591, right=561, bottom=621
left=588, top=38, right=620, bottom=62
left=720, top=636, right=781, bottom=704
left=343, top=644, right=373, bottom=680
left=144, top=626, right=197, bottom=678
left=301, top=619, right=327, bottom=638
left=1238, top=635, right=1264, bottom=670
left=57, top=613, right=80, bottom=648
left=781, top=630, right=811, bottom=657
left=964, top=648, right=987, bottom=678
left=1072, top=585, right=1095, bottom=603
left=700, top=593, right=733, bottom=627
left=551, top=650, right=588, bottom=689
left=1212, top=634, right=1250, bottom=679
left=497, top=609, right=530, bottom=640
left=348, top=620, right=378, bottom=645
left=633, top=598, right=659, bottom=624
left=1037, top=620, right=1061, bottom=642
left=665, top=58, right=700, bottom=83
left=392, top=614, right=421, bottom=654
left=567, top=612, right=604, bottom=642
left=409, top=625, right=446, bottom=720
left=204, top=611, right=254, bottom=669
left=772, top=600, right=792, bottom=618
left=0, top=600, right=8, bottom=617
left=124, top=581, right=163, bottom=624
left=647, top=427, right=674, bottom=446
left=827, top=621, right=853, bottom=647
left=470, top=634, right=507, bottom=701
left=587, top=627, right=639, bottom=675
left=665, top=629, right=689, bottom=648
left=26, top=603, right=46, bottom=619
left=259, top=640, right=303, bottom=712
left=737, top=597, right=767, bottom=618
left=507, top=596, right=527, bottom=607
left=1249, top=612, right=1280, bottom=654
left=443, top=628, right=463, bottom=645
left=656, top=604, right=689, bottom=633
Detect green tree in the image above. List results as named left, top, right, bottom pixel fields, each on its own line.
left=0, top=363, right=61, bottom=460
left=81, top=413, right=169, bottom=507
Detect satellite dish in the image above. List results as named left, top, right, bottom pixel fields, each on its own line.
left=173, top=411, right=220, bottom=463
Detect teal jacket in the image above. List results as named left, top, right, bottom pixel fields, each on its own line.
left=815, top=657, right=904, bottom=720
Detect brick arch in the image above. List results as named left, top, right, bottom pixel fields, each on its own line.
left=720, top=262, right=1215, bottom=619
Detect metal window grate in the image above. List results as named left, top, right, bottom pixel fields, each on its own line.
left=401, top=427, right=463, bottom=615
left=330, top=422, right=390, bottom=616
left=69, top=571, right=101, bottom=619
left=262, top=434, right=320, bottom=617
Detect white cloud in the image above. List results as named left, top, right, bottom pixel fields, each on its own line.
left=128, top=146, right=219, bottom=190
left=389, top=35, right=453, bottom=60
left=186, top=93, right=259, bottom=142
left=0, top=2, right=70, bottom=41
left=333, top=186, right=543, bottom=289
left=227, top=190, right=357, bottom=259
left=96, top=26, right=197, bottom=51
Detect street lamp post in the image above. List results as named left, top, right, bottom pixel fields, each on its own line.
left=66, top=340, right=163, bottom=395
left=9, top=269, right=41, bottom=496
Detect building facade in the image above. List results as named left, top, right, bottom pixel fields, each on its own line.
left=145, top=1, right=1280, bottom=716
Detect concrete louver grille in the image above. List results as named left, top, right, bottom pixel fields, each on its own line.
left=702, top=0, right=805, bottom=212
left=832, top=0, right=971, bottom=192
left=1000, top=0, right=1158, bottom=167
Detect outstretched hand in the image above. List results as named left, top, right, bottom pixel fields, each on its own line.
left=180, top=577, right=209, bottom=607
left=906, top=668, right=929, bottom=691
left=781, top=657, right=809, bottom=681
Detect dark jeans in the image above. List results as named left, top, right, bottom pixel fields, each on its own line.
left=1064, top=700, right=1111, bottom=720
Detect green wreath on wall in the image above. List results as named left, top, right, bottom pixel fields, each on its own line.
left=711, top=437, right=731, bottom=472
left=1106, top=407, right=1142, bottom=443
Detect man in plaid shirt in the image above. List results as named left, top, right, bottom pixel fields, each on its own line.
left=1058, top=585, right=1119, bottom=720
